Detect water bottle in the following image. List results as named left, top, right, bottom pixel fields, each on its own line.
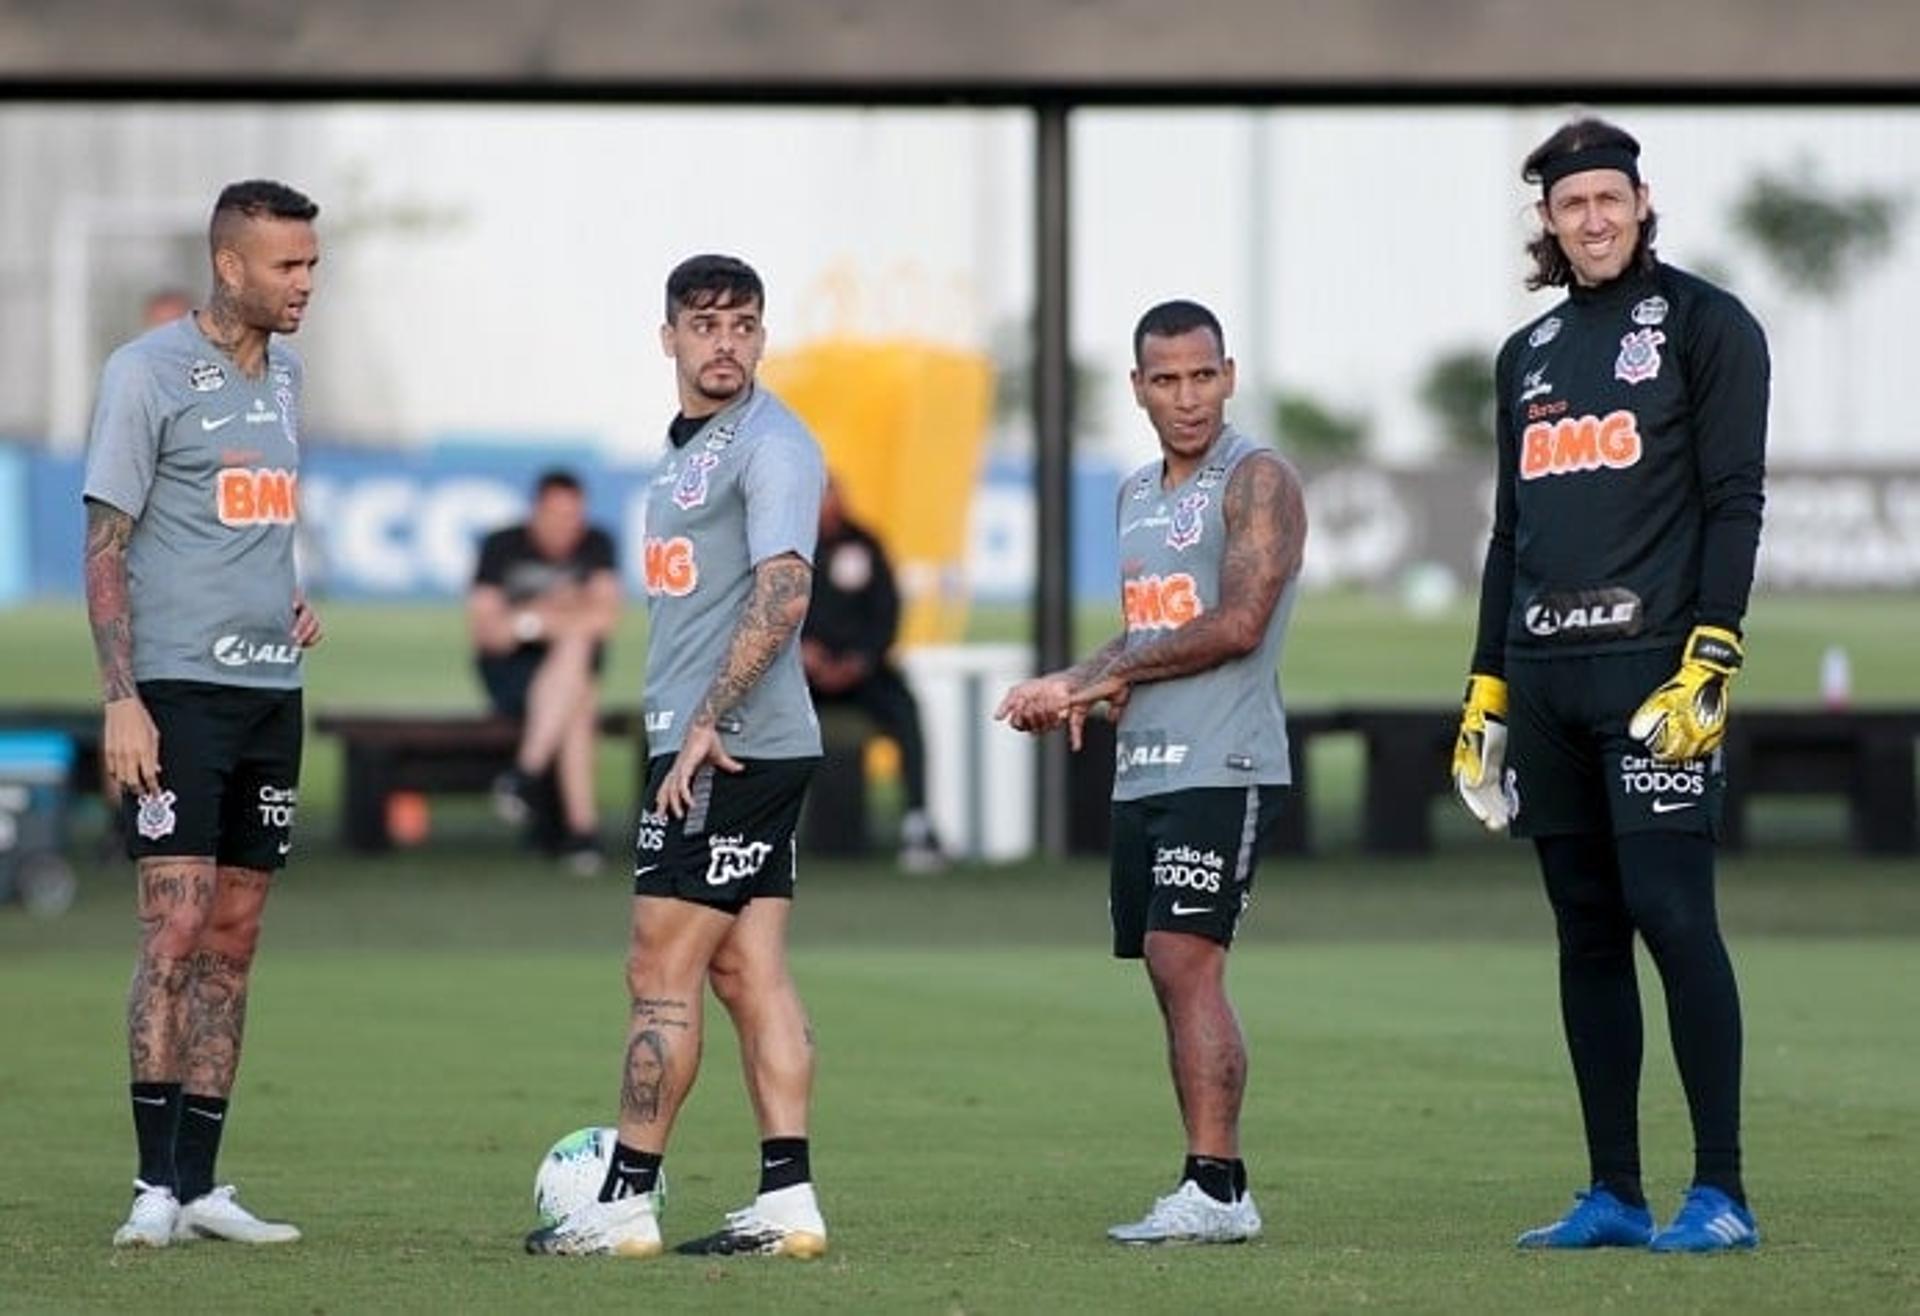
left=1820, top=645, right=1852, bottom=710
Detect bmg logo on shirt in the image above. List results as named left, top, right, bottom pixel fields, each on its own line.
left=216, top=468, right=298, bottom=526
left=1519, top=410, right=1642, bottom=481
left=1124, top=573, right=1202, bottom=632
left=644, top=536, right=698, bottom=597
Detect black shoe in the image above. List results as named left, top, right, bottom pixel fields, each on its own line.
left=491, top=769, right=532, bottom=826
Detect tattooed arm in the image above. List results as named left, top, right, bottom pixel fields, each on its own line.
left=1071, top=454, right=1306, bottom=703
left=654, top=553, right=814, bottom=817
left=994, top=632, right=1129, bottom=735
left=85, top=497, right=162, bottom=796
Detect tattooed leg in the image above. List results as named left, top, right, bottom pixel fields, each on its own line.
left=1143, top=931, right=1246, bottom=1159
left=708, top=898, right=814, bottom=1138
left=617, top=895, right=733, bottom=1151
left=128, top=858, right=217, bottom=1082
left=181, top=867, right=271, bottom=1098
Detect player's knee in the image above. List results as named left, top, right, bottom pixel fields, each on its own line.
left=201, top=906, right=263, bottom=968
left=142, top=910, right=208, bottom=962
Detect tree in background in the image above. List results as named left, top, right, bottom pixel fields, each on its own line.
left=1732, top=160, right=1904, bottom=299
left=1418, top=347, right=1497, bottom=457
left=1273, top=390, right=1368, bottom=462
left=1732, top=160, right=1906, bottom=449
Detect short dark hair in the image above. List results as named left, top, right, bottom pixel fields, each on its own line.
left=209, top=179, right=318, bottom=250
left=533, top=468, right=583, bottom=498
left=666, top=254, right=764, bottom=322
left=1132, top=300, right=1225, bottom=366
left=1521, top=117, right=1659, bottom=290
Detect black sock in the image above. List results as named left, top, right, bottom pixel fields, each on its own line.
left=173, top=1094, right=229, bottom=1203
left=598, top=1142, right=661, bottom=1202
left=130, top=1082, right=181, bottom=1189
left=1616, top=833, right=1747, bottom=1210
left=1184, top=1155, right=1235, bottom=1204
left=1537, top=836, right=1646, bottom=1210
left=1232, top=1159, right=1248, bottom=1199
left=759, top=1138, right=810, bottom=1195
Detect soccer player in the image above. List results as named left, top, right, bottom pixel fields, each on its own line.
left=1452, top=117, right=1768, bottom=1253
left=525, top=255, right=830, bottom=1260
left=995, top=300, right=1307, bottom=1245
left=85, top=180, right=323, bottom=1248
left=468, top=468, right=621, bottom=873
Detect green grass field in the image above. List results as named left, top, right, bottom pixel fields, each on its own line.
left=1, top=851, right=1918, bottom=1312
left=3, top=594, right=1918, bottom=1310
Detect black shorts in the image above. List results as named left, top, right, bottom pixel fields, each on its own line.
left=1505, top=645, right=1725, bottom=840
left=1109, top=785, right=1287, bottom=959
left=478, top=643, right=608, bottom=718
left=478, top=650, right=541, bottom=718
left=632, top=755, right=819, bottom=912
left=122, top=680, right=303, bottom=869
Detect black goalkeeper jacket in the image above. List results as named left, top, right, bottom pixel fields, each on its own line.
left=1470, top=260, right=1769, bottom=675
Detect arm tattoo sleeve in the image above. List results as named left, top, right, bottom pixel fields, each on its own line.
left=693, top=555, right=813, bottom=728
left=1063, top=634, right=1128, bottom=686
left=84, top=499, right=138, bottom=701
left=1100, top=455, right=1306, bottom=688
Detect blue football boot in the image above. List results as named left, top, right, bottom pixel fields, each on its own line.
left=1516, top=1186, right=1655, bottom=1249
left=1649, top=1185, right=1759, bottom=1253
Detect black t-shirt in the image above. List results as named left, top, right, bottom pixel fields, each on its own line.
left=473, top=523, right=619, bottom=665
left=1471, top=262, right=1769, bottom=673
left=803, top=520, right=899, bottom=666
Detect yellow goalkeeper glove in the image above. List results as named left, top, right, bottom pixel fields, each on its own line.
left=1628, top=625, right=1744, bottom=762
left=1452, top=674, right=1510, bottom=831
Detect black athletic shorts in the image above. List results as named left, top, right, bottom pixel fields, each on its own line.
left=1505, top=644, right=1725, bottom=840
left=632, top=755, right=819, bottom=912
left=122, top=680, right=303, bottom=869
left=1109, top=784, right=1287, bottom=959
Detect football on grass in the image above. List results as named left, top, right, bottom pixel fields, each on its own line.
left=533, top=1127, right=617, bottom=1225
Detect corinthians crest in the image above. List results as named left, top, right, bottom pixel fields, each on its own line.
left=1167, top=491, right=1209, bottom=551
left=672, top=451, right=721, bottom=511
left=1614, top=328, right=1666, bottom=385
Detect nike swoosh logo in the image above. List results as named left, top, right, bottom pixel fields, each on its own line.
left=635, top=864, right=658, bottom=876
left=1169, top=902, right=1213, bottom=916
left=762, top=1157, right=792, bottom=1170
left=201, top=413, right=238, bottom=431
left=277, top=842, right=292, bottom=855
left=1650, top=799, right=1698, bottom=814
left=132, top=1095, right=168, bottom=1106
left=191, top=1109, right=225, bottom=1122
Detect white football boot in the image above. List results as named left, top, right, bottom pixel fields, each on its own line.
left=674, top=1183, right=829, bottom=1259
left=112, top=1180, right=180, bottom=1248
left=173, top=1185, right=302, bottom=1244
left=1107, top=1180, right=1262, bottom=1245
left=524, top=1192, right=664, bottom=1258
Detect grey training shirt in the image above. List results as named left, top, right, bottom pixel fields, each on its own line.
left=82, top=315, right=305, bottom=690
left=640, top=386, right=826, bottom=760
left=1110, top=426, right=1298, bottom=801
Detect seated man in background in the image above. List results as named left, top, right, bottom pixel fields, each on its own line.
left=468, top=468, right=620, bottom=872
left=802, top=476, right=946, bottom=872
